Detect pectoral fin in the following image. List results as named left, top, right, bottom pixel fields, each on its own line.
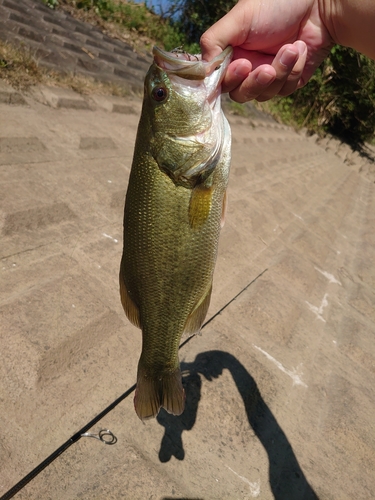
left=119, top=272, right=141, bottom=329
left=184, top=283, right=212, bottom=334
left=188, top=183, right=213, bottom=229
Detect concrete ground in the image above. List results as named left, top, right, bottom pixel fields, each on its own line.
left=1, top=81, right=375, bottom=500
left=1, top=1, right=375, bottom=500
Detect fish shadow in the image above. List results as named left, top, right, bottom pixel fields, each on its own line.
left=157, top=350, right=318, bottom=500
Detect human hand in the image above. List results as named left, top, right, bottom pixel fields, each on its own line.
left=200, top=0, right=334, bottom=102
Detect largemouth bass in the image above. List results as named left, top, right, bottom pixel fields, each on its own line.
left=120, top=45, right=233, bottom=420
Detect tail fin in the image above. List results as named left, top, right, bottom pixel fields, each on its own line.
left=134, top=364, right=185, bottom=420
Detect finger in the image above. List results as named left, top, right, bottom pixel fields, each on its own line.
left=299, top=43, right=333, bottom=88
left=227, top=44, right=301, bottom=102
left=221, top=59, right=253, bottom=94
left=255, top=44, right=300, bottom=101
left=221, top=48, right=276, bottom=94
left=278, top=40, right=307, bottom=96
left=229, top=64, right=277, bottom=103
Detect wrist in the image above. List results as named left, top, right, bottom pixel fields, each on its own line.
left=320, top=0, right=375, bottom=58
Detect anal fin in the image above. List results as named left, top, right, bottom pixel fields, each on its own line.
left=184, top=283, right=212, bottom=335
left=119, top=271, right=141, bottom=329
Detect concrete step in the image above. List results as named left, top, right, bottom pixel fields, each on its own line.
left=0, top=0, right=152, bottom=91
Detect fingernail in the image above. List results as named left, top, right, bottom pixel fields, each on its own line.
left=294, top=40, right=307, bottom=56
left=280, top=49, right=298, bottom=67
left=256, top=72, right=274, bottom=86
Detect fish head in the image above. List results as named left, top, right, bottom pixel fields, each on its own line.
left=142, top=46, right=233, bottom=187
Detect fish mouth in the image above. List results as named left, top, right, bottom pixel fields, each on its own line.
left=153, top=46, right=233, bottom=91
left=152, top=46, right=232, bottom=186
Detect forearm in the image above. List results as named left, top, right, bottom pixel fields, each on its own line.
left=322, top=0, right=375, bottom=58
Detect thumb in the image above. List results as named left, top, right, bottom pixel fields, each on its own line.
left=200, top=3, right=252, bottom=61
left=200, top=24, right=228, bottom=61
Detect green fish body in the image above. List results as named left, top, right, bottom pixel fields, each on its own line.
left=120, top=46, right=232, bottom=420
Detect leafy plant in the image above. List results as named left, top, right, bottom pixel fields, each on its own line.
left=272, top=46, right=375, bottom=145
left=164, top=0, right=236, bottom=45
left=225, top=100, right=250, bottom=117
left=42, top=0, right=59, bottom=9
left=61, top=0, right=190, bottom=51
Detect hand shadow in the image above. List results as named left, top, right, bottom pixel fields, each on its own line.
left=157, top=350, right=318, bottom=500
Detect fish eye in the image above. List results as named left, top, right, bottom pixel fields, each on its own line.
left=152, top=86, right=168, bottom=102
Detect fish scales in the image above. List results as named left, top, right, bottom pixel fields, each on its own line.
left=120, top=46, right=232, bottom=420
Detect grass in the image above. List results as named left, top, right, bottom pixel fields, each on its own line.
left=52, top=0, right=196, bottom=52
left=0, top=39, right=130, bottom=95
left=0, top=40, right=44, bottom=89
left=225, top=100, right=251, bottom=118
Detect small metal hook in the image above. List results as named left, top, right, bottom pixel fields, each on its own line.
left=81, top=429, right=117, bottom=445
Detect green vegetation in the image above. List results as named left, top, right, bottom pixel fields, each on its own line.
left=225, top=100, right=250, bottom=118
left=43, top=0, right=59, bottom=8
left=55, top=0, right=195, bottom=51
left=167, top=0, right=235, bottom=47
left=270, top=46, right=375, bottom=145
